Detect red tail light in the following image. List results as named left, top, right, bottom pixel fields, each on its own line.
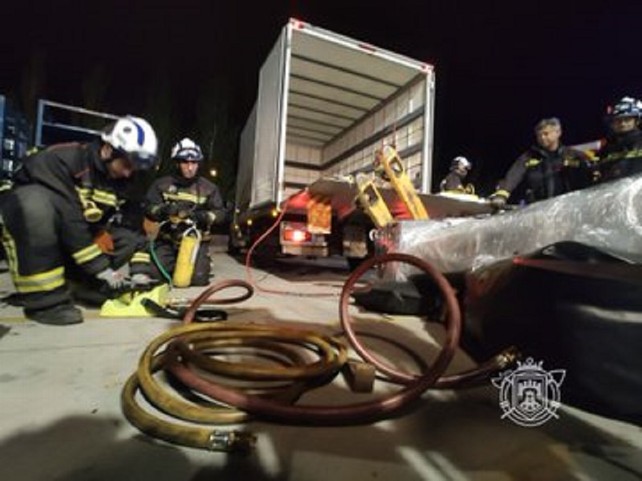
left=283, top=228, right=311, bottom=243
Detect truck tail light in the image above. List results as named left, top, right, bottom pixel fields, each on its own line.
left=283, top=226, right=311, bottom=243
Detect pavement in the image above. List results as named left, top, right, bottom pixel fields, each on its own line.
left=0, top=251, right=641, bottom=481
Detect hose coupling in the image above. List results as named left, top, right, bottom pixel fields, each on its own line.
left=208, top=430, right=257, bottom=453
left=495, top=346, right=521, bottom=369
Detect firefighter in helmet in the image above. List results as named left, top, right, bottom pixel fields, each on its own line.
left=145, top=138, right=226, bottom=286
left=597, top=96, right=642, bottom=182
left=439, top=156, right=475, bottom=194
left=489, top=117, right=595, bottom=208
left=0, top=116, right=159, bottom=325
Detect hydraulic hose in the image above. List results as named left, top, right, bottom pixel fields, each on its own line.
left=339, top=253, right=519, bottom=387
left=121, top=278, right=349, bottom=450
left=122, top=254, right=515, bottom=451
left=162, top=252, right=462, bottom=425
left=180, top=279, right=253, bottom=320
left=122, top=322, right=349, bottom=450
left=149, top=230, right=174, bottom=287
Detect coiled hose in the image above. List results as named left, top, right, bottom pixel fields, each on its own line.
left=121, top=321, right=347, bottom=451
left=340, top=253, right=518, bottom=387
left=122, top=254, right=516, bottom=451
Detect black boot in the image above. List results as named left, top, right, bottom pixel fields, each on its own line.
left=25, top=303, right=83, bottom=326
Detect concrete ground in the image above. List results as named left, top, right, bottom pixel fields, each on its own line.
left=0, top=251, right=641, bottom=481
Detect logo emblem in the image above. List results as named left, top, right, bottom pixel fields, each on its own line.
left=492, top=357, right=565, bottom=427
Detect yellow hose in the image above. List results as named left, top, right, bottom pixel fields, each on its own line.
left=121, top=322, right=348, bottom=451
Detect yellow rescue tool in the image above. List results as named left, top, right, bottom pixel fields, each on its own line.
left=377, top=145, right=429, bottom=220
left=173, top=225, right=202, bottom=288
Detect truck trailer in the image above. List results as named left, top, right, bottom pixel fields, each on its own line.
left=232, top=18, right=436, bottom=261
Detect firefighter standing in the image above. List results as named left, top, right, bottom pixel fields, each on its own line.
left=439, top=156, right=475, bottom=194
left=597, top=96, right=642, bottom=182
left=0, top=116, right=158, bottom=325
left=489, top=117, right=595, bottom=208
left=145, top=138, right=226, bottom=286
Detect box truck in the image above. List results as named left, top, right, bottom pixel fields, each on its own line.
left=232, top=18, right=436, bottom=262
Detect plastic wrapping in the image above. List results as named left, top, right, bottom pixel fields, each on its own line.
left=383, top=174, right=642, bottom=278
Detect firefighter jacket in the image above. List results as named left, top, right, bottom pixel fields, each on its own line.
left=439, top=171, right=475, bottom=195
left=13, top=142, right=149, bottom=274
left=492, top=145, right=594, bottom=203
left=597, top=129, right=642, bottom=181
left=145, top=174, right=226, bottom=243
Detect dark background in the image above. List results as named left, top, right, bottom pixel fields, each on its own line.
left=2, top=0, right=641, bottom=197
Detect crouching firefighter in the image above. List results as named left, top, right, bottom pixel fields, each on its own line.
left=144, top=138, right=226, bottom=287
left=0, top=116, right=159, bottom=325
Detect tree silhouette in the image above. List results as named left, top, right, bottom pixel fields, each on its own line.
left=19, top=49, right=46, bottom=128
left=195, top=77, right=240, bottom=201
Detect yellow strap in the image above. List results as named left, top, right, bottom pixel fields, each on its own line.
left=493, top=189, right=510, bottom=199
left=91, top=189, right=119, bottom=207
left=163, top=191, right=207, bottom=204
left=73, top=243, right=103, bottom=265
left=14, top=267, right=65, bottom=293
left=131, top=252, right=151, bottom=264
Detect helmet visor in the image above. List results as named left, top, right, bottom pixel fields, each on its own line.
left=114, top=149, right=158, bottom=171
left=173, top=148, right=203, bottom=162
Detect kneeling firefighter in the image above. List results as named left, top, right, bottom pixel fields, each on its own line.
left=144, top=138, right=226, bottom=287
left=0, top=116, right=159, bottom=325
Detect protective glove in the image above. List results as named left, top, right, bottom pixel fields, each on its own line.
left=489, top=195, right=507, bottom=210
left=153, top=203, right=180, bottom=221
left=131, top=273, right=153, bottom=288
left=96, top=268, right=126, bottom=290
left=193, top=210, right=216, bottom=229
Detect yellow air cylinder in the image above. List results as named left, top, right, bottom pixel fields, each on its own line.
left=172, top=226, right=202, bottom=287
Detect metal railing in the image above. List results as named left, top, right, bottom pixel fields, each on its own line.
left=35, top=99, right=119, bottom=147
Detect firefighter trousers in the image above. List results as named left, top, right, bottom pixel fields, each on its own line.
left=0, top=185, right=78, bottom=311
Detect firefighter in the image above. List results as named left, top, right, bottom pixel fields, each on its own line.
left=145, top=138, right=226, bottom=286
left=439, top=156, right=475, bottom=194
left=597, top=96, right=642, bottom=182
left=0, top=116, right=159, bottom=325
left=489, top=117, right=594, bottom=208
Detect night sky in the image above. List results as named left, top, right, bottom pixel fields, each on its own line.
left=2, top=0, right=642, bottom=194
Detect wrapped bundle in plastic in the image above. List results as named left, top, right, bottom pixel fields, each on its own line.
left=382, top=174, right=642, bottom=279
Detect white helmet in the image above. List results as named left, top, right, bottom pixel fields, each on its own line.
left=451, top=156, right=472, bottom=171
left=171, top=137, right=204, bottom=162
left=608, top=96, right=642, bottom=119
left=101, top=116, right=158, bottom=170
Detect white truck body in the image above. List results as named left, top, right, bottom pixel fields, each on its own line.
left=234, top=18, right=436, bottom=256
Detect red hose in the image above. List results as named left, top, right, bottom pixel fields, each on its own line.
left=165, top=252, right=462, bottom=425
left=340, top=253, right=458, bottom=384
